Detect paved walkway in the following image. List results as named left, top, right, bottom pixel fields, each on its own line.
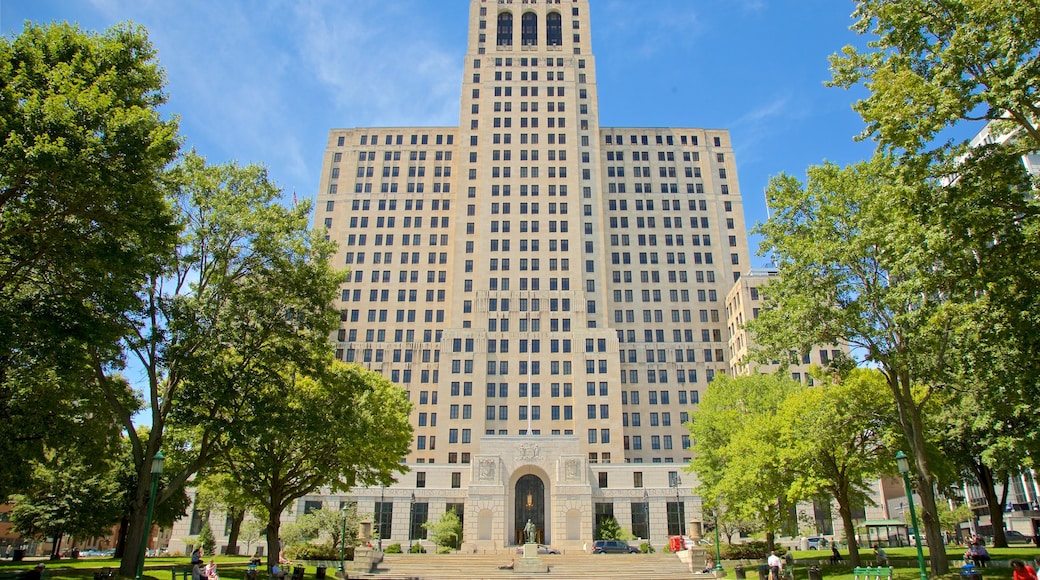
left=348, top=552, right=703, bottom=580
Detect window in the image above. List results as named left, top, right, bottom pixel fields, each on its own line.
left=497, top=12, right=513, bottom=46
left=521, top=12, right=538, bottom=46
left=547, top=12, right=563, bottom=45
left=410, top=502, right=429, bottom=540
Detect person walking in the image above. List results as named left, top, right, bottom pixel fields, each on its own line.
left=768, top=551, right=783, bottom=580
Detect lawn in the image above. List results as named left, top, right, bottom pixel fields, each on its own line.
left=780, top=546, right=1040, bottom=580
left=0, top=557, right=258, bottom=580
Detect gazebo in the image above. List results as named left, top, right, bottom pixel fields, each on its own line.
left=856, top=519, right=910, bottom=548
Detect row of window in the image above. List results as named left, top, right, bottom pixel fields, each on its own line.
left=347, top=149, right=453, bottom=163
left=344, top=182, right=452, bottom=195
left=623, top=434, right=684, bottom=451
left=605, top=134, right=725, bottom=148
left=606, top=182, right=730, bottom=195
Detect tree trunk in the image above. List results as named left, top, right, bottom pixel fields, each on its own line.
left=266, top=507, right=282, bottom=568
left=891, top=370, right=949, bottom=574
left=226, top=508, right=246, bottom=555
left=765, top=531, right=775, bottom=552
left=114, top=516, right=129, bottom=558
left=118, top=467, right=153, bottom=577
left=974, top=463, right=1007, bottom=547
left=50, top=533, right=63, bottom=560
left=834, top=487, right=861, bottom=567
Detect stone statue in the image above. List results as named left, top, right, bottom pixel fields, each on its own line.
left=524, top=519, right=536, bottom=544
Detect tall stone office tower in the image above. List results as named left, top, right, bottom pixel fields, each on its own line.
left=314, top=0, right=751, bottom=550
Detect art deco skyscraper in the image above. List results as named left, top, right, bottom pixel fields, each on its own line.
left=311, top=0, right=751, bottom=548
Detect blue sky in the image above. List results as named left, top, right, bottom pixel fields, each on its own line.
left=3, top=0, right=892, bottom=266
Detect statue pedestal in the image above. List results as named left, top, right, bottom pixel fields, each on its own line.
left=347, top=546, right=382, bottom=575
left=514, top=543, right=548, bottom=574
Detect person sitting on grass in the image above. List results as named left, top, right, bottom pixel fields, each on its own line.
left=872, top=545, right=888, bottom=566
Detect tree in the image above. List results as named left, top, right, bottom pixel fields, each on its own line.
left=423, top=509, right=462, bottom=551
left=87, top=152, right=344, bottom=577
left=776, top=369, right=895, bottom=566
left=937, top=502, right=974, bottom=541
left=9, top=451, right=122, bottom=559
left=0, top=20, right=179, bottom=499
left=689, top=374, right=801, bottom=550
left=829, top=0, right=1040, bottom=156
left=750, top=152, right=1040, bottom=572
left=219, top=361, right=412, bottom=565
left=193, top=474, right=255, bottom=555
left=932, top=387, right=1026, bottom=547
left=197, top=521, right=216, bottom=556
left=239, top=520, right=265, bottom=556
left=594, top=516, right=625, bottom=541
left=298, top=506, right=361, bottom=553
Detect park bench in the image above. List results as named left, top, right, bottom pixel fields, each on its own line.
left=171, top=565, right=193, bottom=580
left=853, top=566, right=893, bottom=580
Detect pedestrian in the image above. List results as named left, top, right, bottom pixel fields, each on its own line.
left=830, top=544, right=842, bottom=564
left=767, top=551, right=783, bottom=580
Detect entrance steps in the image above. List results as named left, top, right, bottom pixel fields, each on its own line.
left=350, top=552, right=699, bottom=579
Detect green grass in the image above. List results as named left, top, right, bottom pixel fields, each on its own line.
left=0, top=557, right=265, bottom=580
left=781, top=545, right=1040, bottom=580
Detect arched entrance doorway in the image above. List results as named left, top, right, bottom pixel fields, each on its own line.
left=514, top=474, right=545, bottom=544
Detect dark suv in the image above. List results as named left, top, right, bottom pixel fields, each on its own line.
left=592, top=540, right=639, bottom=554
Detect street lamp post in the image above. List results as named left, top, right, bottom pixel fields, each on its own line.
left=339, top=505, right=348, bottom=573
left=643, top=489, right=651, bottom=550
left=896, top=451, right=928, bottom=580
left=378, top=487, right=384, bottom=551
left=408, top=492, right=415, bottom=553
left=671, top=476, right=685, bottom=536
left=136, top=451, right=165, bottom=580
left=713, top=506, right=723, bottom=572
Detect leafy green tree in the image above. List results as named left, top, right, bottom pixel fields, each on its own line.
left=308, top=506, right=361, bottom=553
left=937, top=502, right=974, bottom=541
left=776, top=368, right=895, bottom=566
left=9, top=451, right=122, bottom=559
left=239, top=520, right=265, bottom=556
left=830, top=0, right=1040, bottom=155
left=219, top=361, right=412, bottom=565
left=594, top=516, right=625, bottom=541
left=193, top=474, right=255, bottom=555
left=197, top=520, right=216, bottom=555
left=830, top=3, right=1040, bottom=550
left=755, top=156, right=978, bottom=572
left=423, top=509, right=462, bottom=551
left=85, top=151, right=343, bottom=577
left=689, top=374, right=800, bottom=549
left=932, top=388, right=1026, bottom=547
left=0, top=20, right=179, bottom=500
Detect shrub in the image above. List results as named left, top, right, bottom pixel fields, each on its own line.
left=409, top=543, right=427, bottom=554
left=285, top=542, right=339, bottom=560
left=384, top=544, right=402, bottom=554
left=640, top=542, right=656, bottom=553
left=719, top=541, right=786, bottom=560
left=436, top=546, right=452, bottom=554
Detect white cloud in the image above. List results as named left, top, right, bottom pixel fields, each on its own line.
left=292, top=0, right=462, bottom=127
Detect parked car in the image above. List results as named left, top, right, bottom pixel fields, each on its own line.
left=807, top=536, right=829, bottom=550
left=516, top=544, right=560, bottom=555
left=592, top=540, right=639, bottom=554
left=1005, top=531, right=1035, bottom=545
